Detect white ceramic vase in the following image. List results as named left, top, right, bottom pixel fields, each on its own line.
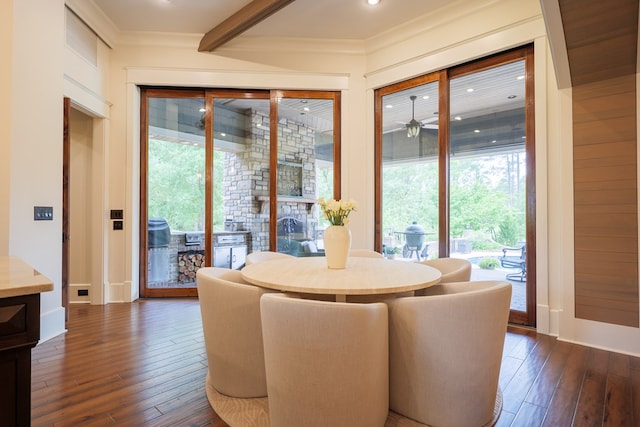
left=324, top=225, right=351, bottom=269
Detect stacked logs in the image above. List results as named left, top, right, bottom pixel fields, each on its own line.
left=178, top=251, right=205, bottom=283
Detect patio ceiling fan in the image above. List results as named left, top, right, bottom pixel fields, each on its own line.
left=404, top=95, right=438, bottom=138
left=406, top=96, right=421, bottom=138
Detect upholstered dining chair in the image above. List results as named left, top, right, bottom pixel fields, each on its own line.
left=386, top=281, right=511, bottom=427
left=349, top=249, right=385, bottom=258
left=416, top=257, right=472, bottom=294
left=260, top=293, right=389, bottom=427
left=245, top=250, right=294, bottom=266
left=196, top=267, right=276, bottom=398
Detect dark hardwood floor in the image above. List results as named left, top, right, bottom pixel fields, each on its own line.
left=31, top=299, right=640, bottom=426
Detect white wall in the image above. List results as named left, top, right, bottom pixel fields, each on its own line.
left=22, top=0, right=636, bottom=355
left=0, top=1, right=12, bottom=255
left=105, top=38, right=366, bottom=302
left=10, top=0, right=66, bottom=341
left=69, top=108, right=93, bottom=303
left=63, top=2, right=112, bottom=306
left=90, top=4, right=531, bottom=288
left=102, top=0, right=546, bottom=304
left=0, top=0, right=13, bottom=256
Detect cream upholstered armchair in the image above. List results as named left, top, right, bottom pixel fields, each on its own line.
left=245, top=250, right=294, bottom=266
left=386, top=281, right=511, bottom=427
left=419, top=257, right=472, bottom=283
left=260, top=293, right=389, bottom=427
left=196, top=267, right=276, bottom=425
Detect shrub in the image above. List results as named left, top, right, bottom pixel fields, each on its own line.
left=479, top=257, right=500, bottom=270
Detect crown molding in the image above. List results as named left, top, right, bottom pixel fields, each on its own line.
left=114, top=31, right=365, bottom=55
left=218, top=36, right=366, bottom=55
left=116, top=31, right=202, bottom=49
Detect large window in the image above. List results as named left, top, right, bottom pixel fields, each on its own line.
left=140, top=88, right=341, bottom=297
left=375, top=46, right=535, bottom=326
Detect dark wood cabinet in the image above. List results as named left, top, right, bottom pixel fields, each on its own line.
left=0, top=293, right=40, bottom=427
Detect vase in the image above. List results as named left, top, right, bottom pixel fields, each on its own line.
left=324, top=225, right=352, bottom=269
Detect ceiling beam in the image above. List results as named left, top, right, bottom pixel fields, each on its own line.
left=198, top=0, right=296, bottom=52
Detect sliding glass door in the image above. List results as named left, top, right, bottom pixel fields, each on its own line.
left=140, top=88, right=341, bottom=297
left=378, top=79, right=440, bottom=261
left=142, top=91, right=205, bottom=296
left=274, top=91, right=338, bottom=256
left=375, top=46, right=535, bottom=326
left=449, top=59, right=529, bottom=317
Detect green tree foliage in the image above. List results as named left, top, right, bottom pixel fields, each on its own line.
left=382, top=152, right=526, bottom=247
left=148, top=139, right=205, bottom=232
left=382, top=161, right=439, bottom=234
left=449, top=181, right=507, bottom=237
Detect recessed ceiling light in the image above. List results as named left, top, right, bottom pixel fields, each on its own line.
left=367, top=0, right=381, bottom=5
left=517, top=75, right=525, bottom=80
left=303, top=107, right=310, bottom=112
left=507, top=95, right=517, bottom=99
left=474, top=129, right=480, bottom=133
left=454, top=116, right=462, bottom=121
left=467, top=88, right=474, bottom=93
left=199, top=108, right=205, bottom=112
left=385, top=104, right=393, bottom=109
left=422, top=95, right=429, bottom=100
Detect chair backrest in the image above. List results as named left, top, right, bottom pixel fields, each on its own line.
left=260, top=293, right=389, bottom=427
left=418, top=257, right=472, bottom=284
left=386, top=281, right=511, bottom=427
left=196, top=267, right=274, bottom=398
left=245, top=250, right=294, bottom=266
left=349, top=249, right=384, bottom=258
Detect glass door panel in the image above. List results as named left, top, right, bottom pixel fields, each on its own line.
left=146, top=96, right=205, bottom=291
left=142, top=88, right=341, bottom=296
left=276, top=95, right=335, bottom=256
left=380, top=83, right=439, bottom=260
left=449, top=60, right=527, bottom=312
left=211, top=97, right=270, bottom=267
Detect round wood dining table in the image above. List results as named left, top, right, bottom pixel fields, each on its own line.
left=241, top=256, right=441, bottom=301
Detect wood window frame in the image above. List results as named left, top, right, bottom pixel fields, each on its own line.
left=374, top=45, right=536, bottom=326
left=139, top=87, right=341, bottom=297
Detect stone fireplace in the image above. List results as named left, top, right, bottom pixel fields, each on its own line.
left=223, top=110, right=318, bottom=253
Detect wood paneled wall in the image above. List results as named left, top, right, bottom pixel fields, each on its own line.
left=573, top=76, right=639, bottom=327
left=562, top=0, right=639, bottom=327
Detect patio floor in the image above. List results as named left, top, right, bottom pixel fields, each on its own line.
left=469, top=265, right=526, bottom=312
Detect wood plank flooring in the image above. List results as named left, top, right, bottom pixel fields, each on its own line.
left=31, top=299, right=640, bottom=426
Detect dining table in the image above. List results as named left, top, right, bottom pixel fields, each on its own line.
left=241, top=255, right=441, bottom=302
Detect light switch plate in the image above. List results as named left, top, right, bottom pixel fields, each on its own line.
left=110, top=209, right=123, bottom=220
left=34, top=206, right=53, bottom=221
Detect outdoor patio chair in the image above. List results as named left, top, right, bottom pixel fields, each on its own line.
left=499, top=244, right=526, bottom=282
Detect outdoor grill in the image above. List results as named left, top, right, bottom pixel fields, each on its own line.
left=213, top=233, right=248, bottom=270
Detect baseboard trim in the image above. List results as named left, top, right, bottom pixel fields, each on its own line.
left=39, top=306, right=67, bottom=343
